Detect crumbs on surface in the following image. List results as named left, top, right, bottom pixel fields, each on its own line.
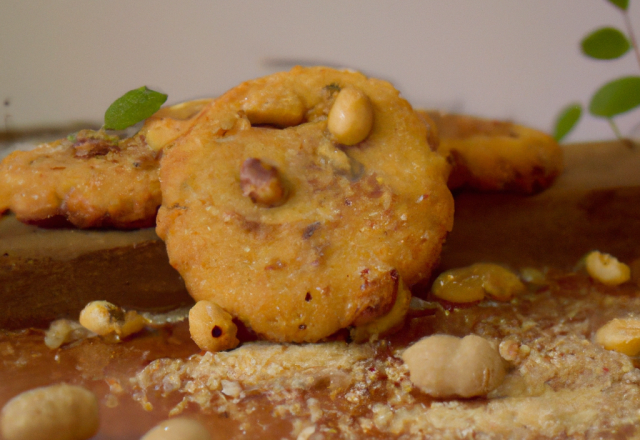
left=131, top=272, right=640, bottom=439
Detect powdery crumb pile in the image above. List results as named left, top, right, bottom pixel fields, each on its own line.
left=131, top=271, right=640, bottom=439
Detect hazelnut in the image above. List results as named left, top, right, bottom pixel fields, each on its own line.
left=240, top=158, right=288, bottom=207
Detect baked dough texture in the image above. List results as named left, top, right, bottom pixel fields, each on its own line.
left=157, top=66, right=454, bottom=343
left=0, top=99, right=209, bottom=229
left=417, top=111, right=564, bottom=194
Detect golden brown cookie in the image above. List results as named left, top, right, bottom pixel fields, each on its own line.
left=418, top=111, right=564, bottom=194
left=0, top=99, right=210, bottom=228
left=157, top=66, right=454, bottom=344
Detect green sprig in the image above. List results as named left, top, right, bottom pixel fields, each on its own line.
left=589, top=76, right=640, bottom=117
left=606, top=0, right=629, bottom=11
left=581, top=27, right=630, bottom=59
left=554, top=0, right=639, bottom=144
left=553, top=104, right=582, bottom=142
left=104, top=86, right=168, bottom=131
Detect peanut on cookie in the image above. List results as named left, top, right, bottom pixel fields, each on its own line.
left=157, top=66, right=454, bottom=344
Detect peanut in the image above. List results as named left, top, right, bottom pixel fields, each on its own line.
left=44, top=319, right=95, bottom=349
left=189, top=300, right=239, bottom=352
left=350, top=276, right=412, bottom=343
left=327, top=87, right=374, bottom=145
left=401, top=334, right=506, bottom=398
left=595, top=318, right=640, bottom=356
left=432, top=263, right=525, bottom=303
left=79, top=300, right=147, bottom=338
left=585, top=251, right=630, bottom=286
left=1, top=383, right=99, bottom=440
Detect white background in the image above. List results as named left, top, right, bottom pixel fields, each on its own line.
left=1, top=0, right=639, bottom=142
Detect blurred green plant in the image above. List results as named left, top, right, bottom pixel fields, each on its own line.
left=553, top=0, right=640, bottom=145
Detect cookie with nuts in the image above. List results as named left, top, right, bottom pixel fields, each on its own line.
left=0, top=99, right=210, bottom=229
left=416, top=110, right=564, bottom=194
left=157, top=66, right=454, bottom=345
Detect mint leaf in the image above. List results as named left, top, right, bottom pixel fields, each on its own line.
left=104, top=86, right=168, bottom=130
left=581, top=27, right=630, bottom=60
left=589, top=76, right=640, bottom=118
left=606, top=0, right=629, bottom=11
left=553, top=103, right=582, bottom=142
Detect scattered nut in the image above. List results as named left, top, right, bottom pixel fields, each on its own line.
left=44, top=319, right=95, bottom=349
left=432, top=263, right=525, bottom=303
left=350, top=276, right=412, bottom=343
left=141, top=417, right=211, bottom=440
left=499, top=339, right=521, bottom=362
left=432, top=271, right=485, bottom=303
left=585, top=251, right=630, bottom=286
left=240, top=158, right=288, bottom=207
left=189, top=300, right=240, bottom=352
left=595, top=318, right=640, bottom=356
left=519, top=267, right=546, bottom=284
left=401, top=334, right=506, bottom=398
left=480, top=264, right=526, bottom=301
left=327, top=87, right=374, bottom=145
left=499, top=338, right=530, bottom=363
left=79, top=300, right=147, bottom=338
left=1, top=383, right=99, bottom=440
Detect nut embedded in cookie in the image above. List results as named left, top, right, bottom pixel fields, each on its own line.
left=240, top=158, right=289, bottom=207
left=157, top=66, right=454, bottom=344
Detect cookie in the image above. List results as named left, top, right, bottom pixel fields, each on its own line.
left=418, top=111, right=564, bottom=194
left=157, top=66, right=454, bottom=344
left=0, top=99, right=210, bottom=229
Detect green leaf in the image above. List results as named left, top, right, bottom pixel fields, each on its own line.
left=104, top=86, right=168, bottom=130
left=553, top=103, right=582, bottom=142
left=589, top=76, right=640, bottom=118
left=606, top=0, right=629, bottom=11
left=581, top=27, right=631, bottom=60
